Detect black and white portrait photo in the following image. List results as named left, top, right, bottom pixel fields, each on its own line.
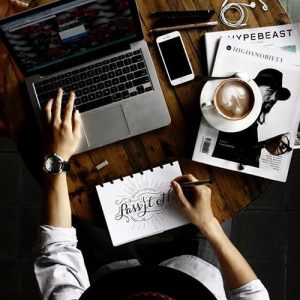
left=212, top=68, right=293, bottom=168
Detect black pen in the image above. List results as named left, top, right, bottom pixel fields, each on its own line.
left=150, top=10, right=215, bottom=18
left=179, top=179, right=213, bottom=188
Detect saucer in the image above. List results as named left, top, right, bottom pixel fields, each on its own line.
left=200, top=77, right=262, bottom=133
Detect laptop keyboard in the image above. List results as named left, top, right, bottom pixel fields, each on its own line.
left=34, top=49, right=153, bottom=113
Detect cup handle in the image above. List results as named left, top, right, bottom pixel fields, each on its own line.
left=201, top=100, right=214, bottom=109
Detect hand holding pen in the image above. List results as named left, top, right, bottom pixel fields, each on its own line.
left=179, top=178, right=213, bottom=189
left=171, top=174, right=216, bottom=231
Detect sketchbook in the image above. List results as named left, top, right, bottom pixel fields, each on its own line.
left=96, top=161, right=189, bottom=246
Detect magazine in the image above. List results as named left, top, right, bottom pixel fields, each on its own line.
left=193, top=38, right=300, bottom=182
left=205, top=23, right=300, bottom=148
left=205, top=23, right=300, bottom=74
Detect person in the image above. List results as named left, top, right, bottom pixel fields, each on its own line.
left=212, top=68, right=292, bottom=168
left=34, top=88, right=269, bottom=299
left=254, top=68, right=290, bottom=125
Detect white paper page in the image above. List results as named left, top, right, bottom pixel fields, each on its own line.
left=205, top=23, right=300, bottom=74
left=96, top=161, right=189, bottom=246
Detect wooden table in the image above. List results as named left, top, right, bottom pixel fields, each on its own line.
left=0, top=0, right=291, bottom=223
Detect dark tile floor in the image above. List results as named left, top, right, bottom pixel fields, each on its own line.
left=0, top=136, right=42, bottom=300
left=231, top=150, right=300, bottom=300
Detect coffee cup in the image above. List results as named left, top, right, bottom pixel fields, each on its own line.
left=201, top=78, right=255, bottom=121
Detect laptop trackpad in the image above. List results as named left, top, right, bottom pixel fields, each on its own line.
left=81, top=106, right=130, bottom=147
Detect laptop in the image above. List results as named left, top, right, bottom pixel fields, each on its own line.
left=0, top=0, right=170, bottom=154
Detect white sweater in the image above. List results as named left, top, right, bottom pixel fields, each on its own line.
left=34, top=226, right=270, bottom=300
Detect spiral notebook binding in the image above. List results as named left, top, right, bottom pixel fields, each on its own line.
left=166, top=159, right=174, bottom=166
left=101, top=161, right=177, bottom=185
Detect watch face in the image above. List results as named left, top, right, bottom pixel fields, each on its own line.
left=44, top=155, right=63, bottom=174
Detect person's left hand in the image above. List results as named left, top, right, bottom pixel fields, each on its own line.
left=43, top=88, right=81, bottom=161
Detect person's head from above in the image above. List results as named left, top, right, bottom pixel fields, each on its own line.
left=79, top=265, right=217, bottom=300
left=254, top=68, right=291, bottom=116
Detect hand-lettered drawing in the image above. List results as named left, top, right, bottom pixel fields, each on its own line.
left=114, top=174, right=176, bottom=224
left=96, top=161, right=188, bottom=246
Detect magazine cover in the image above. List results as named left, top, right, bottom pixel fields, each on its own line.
left=205, top=23, right=300, bottom=148
left=193, top=38, right=300, bottom=182
left=205, top=23, right=300, bottom=74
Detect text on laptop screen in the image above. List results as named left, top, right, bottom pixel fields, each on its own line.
left=1, top=0, right=138, bottom=73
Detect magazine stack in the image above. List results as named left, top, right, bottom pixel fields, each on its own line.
left=193, top=24, right=300, bottom=182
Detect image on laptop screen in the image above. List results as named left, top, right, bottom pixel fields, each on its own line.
left=1, top=0, right=138, bottom=73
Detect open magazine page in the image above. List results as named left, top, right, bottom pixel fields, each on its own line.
left=193, top=38, right=300, bottom=182
left=205, top=23, right=300, bottom=148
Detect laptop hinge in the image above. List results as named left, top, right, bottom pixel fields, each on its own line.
left=130, top=40, right=145, bottom=48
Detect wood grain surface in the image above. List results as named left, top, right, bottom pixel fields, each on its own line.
left=0, top=0, right=291, bottom=223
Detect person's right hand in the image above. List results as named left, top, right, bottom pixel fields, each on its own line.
left=171, top=174, right=216, bottom=233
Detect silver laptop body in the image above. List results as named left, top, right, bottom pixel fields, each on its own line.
left=0, top=0, right=170, bottom=154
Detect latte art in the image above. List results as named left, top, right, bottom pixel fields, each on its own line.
left=215, top=80, right=255, bottom=120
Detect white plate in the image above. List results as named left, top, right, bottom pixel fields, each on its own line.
left=200, top=76, right=262, bottom=132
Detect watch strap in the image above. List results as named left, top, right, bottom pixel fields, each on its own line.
left=62, top=161, right=70, bottom=172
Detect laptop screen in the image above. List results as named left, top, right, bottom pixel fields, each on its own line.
left=0, top=0, right=141, bottom=75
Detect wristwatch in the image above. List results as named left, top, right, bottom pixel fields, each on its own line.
left=43, top=153, right=70, bottom=174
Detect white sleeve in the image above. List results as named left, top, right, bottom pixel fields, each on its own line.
left=34, top=225, right=90, bottom=300
left=228, top=279, right=270, bottom=300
